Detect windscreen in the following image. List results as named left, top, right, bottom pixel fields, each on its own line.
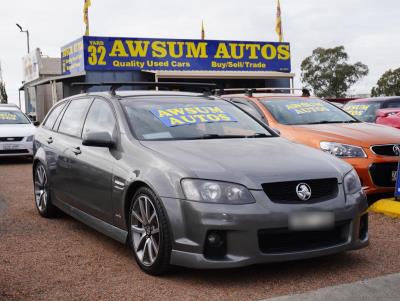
left=120, top=96, right=273, bottom=141
left=261, top=98, right=358, bottom=125
left=0, top=110, right=31, bottom=125
left=343, top=101, right=382, bottom=122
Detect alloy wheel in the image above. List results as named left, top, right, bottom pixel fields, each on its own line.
left=130, top=195, right=160, bottom=266
left=34, top=165, right=48, bottom=212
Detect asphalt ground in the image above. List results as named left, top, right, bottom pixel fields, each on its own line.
left=1, top=157, right=400, bottom=301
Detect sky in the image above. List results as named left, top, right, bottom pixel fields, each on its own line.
left=0, top=0, right=399, bottom=105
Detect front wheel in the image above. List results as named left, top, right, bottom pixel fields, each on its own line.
left=128, top=187, right=172, bottom=275
left=33, top=162, right=58, bottom=218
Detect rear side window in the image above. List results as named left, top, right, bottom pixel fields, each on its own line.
left=385, top=101, right=400, bottom=109
left=82, top=99, right=116, bottom=138
left=43, top=102, right=67, bottom=129
left=58, top=98, right=92, bottom=137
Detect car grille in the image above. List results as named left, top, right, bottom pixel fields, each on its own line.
left=369, top=163, right=398, bottom=187
left=371, top=144, right=400, bottom=156
left=262, top=178, right=338, bottom=203
left=258, top=221, right=349, bottom=253
left=0, top=149, right=29, bottom=154
left=0, top=137, right=24, bottom=142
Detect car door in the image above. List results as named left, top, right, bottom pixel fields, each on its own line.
left=67, top=97, right=118, bottom=223
left=37, top=101, right=69, bottom=203
left=54, top=97, right=93, bottom=209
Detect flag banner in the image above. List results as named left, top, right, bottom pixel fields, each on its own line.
left=276, top=0, right=283, bottom=42
left=61, top=36, right=291, bottom=75
left=83, top=0, right=91, bottom=36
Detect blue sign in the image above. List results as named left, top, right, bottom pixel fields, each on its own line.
left=150, top=105, right=237, bottom=127
left=61, top=36, right=291, bottom=75
left=61, top=37, right=85, bottom=75
left=395, top=162, right=400, bottom=197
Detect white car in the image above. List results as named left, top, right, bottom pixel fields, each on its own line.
left=0, top=104, right=36, bottom=157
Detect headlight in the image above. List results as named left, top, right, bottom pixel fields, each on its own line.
left=343, top=169, right=362, bottom=194
left=181, top=179, right=255, bottom=204
left=320, top=142, right=366, bottom=158
left=26, top=135, right=34, bottom=142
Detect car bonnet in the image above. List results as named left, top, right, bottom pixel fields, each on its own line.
left=141, top=138, right=352, bottom=190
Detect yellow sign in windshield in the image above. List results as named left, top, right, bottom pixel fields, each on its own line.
left=0, top=113, right=17, bottom=121
left=344, top=104, right=370, bottom=116
left=285, top=102, right=330, bottom=114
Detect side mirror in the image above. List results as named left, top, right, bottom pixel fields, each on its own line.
left=33, top=121, right=40, bottom=127
left=82, top=131, right=115, bottom=148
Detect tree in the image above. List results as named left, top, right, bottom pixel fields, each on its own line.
left=0, top=81, right=7, bottom=104
left=371, top=68, right=400, bottom=97
left=301, top=46, right=369, bottom=98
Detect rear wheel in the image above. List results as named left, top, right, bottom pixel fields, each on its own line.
left=128, top=187, right=172, bottom=275
left=33, top=162, right=58, bottom=218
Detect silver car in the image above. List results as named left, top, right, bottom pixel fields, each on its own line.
left=33, top=89, right=369, bottom=275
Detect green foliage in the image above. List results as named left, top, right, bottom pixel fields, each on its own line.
left=371, top=68, right=400, bottom=97
left=301, top=46, right=369, bottom=98
left=0, top=81, right=7, bottom=104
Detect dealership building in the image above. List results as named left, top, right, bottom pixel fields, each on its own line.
left=21, top=36, right=294, bottom=121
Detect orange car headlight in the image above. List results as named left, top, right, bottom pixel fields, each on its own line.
left=320, top=142, right=367, bottom=158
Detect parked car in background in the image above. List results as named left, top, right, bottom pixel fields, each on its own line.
left=0, top=104, right=36, bottom=158
left=343, top=96, right=400, bottom=123
left=33, top=85, right=368, bottom=275
left=220, top=89, right=400, bottom=202
left=375, top=108, right=400, bottom=129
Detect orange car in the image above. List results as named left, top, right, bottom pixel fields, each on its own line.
left=221, top=89, right=400, bottom=202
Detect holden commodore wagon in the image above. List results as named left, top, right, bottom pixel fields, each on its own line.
left=33, top=85, right=369, bottom=275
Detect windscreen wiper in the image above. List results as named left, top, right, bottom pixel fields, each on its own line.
left=341, top=120, right=360, bottom=123
left=245, top=133, right=270, bottom=138
left=306, top=120, right=350, bottom=124
left=183, top=133, right=270, bottom=140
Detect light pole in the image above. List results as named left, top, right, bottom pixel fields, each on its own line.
left=16, top=23, right=30, bottom=53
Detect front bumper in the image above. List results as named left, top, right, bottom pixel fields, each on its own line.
left=162, top=188, right=369, bottom=269
left=344, top=155, right=399, bottom=197
left=0, top=140, right=33, bottom=157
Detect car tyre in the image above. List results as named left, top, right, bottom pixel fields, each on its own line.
left=33, top=162, right=58, bottom=218
left=128, top=187, right=172, bottom=275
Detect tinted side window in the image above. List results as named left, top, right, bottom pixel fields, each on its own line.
left=385, top=101, right=400, bottom=109
left=43, top=102, right=66, bottom=129
left=58, top=98, right=92, bottom=137
left=82, top=99, right=116, bottom=137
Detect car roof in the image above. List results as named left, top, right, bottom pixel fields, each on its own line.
left=0, top=105, right=20, bottom=111
left=0, top=103, right=20, bottom=108
left=348, top=96, right=400, bottom=103
left=223, top=93, right=319, bottom=100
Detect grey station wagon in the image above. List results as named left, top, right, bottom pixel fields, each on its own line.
left=33, top=84, right=369, bottom=275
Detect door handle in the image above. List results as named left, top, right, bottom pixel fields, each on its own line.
left=72, top=147, right=82, bottom=155
left=46, top=137, right=53, bottom=144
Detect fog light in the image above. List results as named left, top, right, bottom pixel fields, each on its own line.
left=207, top=232, right=222, bottom=246
left=204, top=231, right=227, bottom=259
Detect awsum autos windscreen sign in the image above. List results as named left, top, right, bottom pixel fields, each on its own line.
left=61, top=36, right=291, bottom=75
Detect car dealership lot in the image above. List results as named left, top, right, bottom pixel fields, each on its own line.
left=1, top=159, right=400, bottom=301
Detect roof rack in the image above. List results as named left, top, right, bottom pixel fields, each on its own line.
left=71, top=82, right=217, bottom=96
left=214, top=87, right=311, bottom=97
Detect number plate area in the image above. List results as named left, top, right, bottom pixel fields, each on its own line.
left=289, top=212, right=335, bottom=231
